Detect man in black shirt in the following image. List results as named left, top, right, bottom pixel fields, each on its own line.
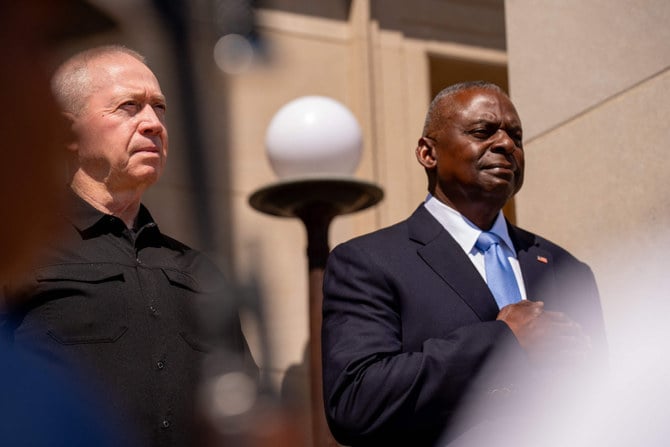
left=2, top=45, right=254, bottom=447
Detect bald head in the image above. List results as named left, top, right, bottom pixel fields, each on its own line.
left=51, top=45, right=147, bottom=116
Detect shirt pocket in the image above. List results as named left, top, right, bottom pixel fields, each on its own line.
left=34, top=264, right=129, bottom=345
left=161, top=268, right=216, bottom=353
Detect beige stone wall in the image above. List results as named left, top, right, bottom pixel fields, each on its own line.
left=506, top=0, right=670, bottom=359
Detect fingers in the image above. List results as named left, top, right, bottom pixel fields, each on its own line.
left=497, top=300, right=592, bottom=369
left=496, top=299, right=542, bottom=322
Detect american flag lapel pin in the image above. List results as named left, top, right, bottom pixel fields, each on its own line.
left=536, top=255, right=548, bottom=264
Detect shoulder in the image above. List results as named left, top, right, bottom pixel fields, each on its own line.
left=157, top=232, right=193, bottom=253
left=327, top=207, right=437, bottom=276
left=157, top=232, right=223, bottom=271
left=331, top=204, right=436, bottom=254
left=331, top=217, right=412, bottom=259
left=145, top=224, right=229, bottom=283
left=509, top=224, right=590, bottom=267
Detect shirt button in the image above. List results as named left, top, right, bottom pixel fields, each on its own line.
left=161, top=419, right=170, bottom=429
left=149, top=305, right=158, bottom=315
left=157, top=360, right=165, bottom=370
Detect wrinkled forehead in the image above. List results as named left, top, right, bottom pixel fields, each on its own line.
left=88, top=53, right=159, bottom=86
left=449, top=88, right=521, bottom=124
left=85, top=53, right=163, bottom=98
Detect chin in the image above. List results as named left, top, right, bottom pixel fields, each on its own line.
left=484, top=177, right=515, bottom=192
left=131, top=169, right=162, bottom=187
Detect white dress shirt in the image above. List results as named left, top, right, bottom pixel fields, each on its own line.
left=423, top=194, right=527, bottom=301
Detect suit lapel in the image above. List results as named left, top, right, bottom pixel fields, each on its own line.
left=508, top=224, right=555, bottom=304
left=408, top=206, right=500, bottom=321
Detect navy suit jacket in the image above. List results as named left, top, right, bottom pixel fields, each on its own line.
left=322, top=205, right=606, bottom=446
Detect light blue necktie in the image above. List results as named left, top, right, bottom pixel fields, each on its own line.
left=475, top=231, right=522, bottom=309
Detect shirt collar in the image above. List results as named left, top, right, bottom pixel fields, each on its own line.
left=423, top=193, right=516, bottom=256
left=65, top=189, right=158, bottom=237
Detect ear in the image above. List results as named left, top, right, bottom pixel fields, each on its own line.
left=61, top=112, right=78, bottom=152
left=416, top=137, right=437, bottom=169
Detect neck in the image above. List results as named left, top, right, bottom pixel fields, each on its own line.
left=432, top=192, right=502, bottom=230
left=70, top=176, right=144, bottom=229
left=458, top=206, right=500, bottom=230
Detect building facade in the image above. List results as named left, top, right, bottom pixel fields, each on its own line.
left=63, top=0, right=669, bottom=443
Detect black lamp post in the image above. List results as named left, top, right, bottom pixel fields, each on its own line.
left=249, top=97, right=383, bottom=446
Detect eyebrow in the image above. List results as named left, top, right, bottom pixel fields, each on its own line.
left=467, top=118, right=522, bottom=130
left=468, top=118, right=499, bottom=126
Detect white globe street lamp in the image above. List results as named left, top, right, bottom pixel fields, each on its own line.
left=249, top=96, right=383, bottom=447
left=265, top=95, right=363, bottom=179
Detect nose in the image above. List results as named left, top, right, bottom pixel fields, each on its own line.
left=138, top=105, right=165, bottom=136
left=491, top=129, right=517, bottom=155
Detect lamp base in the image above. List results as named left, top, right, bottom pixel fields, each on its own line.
left=248, top=176, right=383, bottom=218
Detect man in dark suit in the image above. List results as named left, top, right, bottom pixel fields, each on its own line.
left=321, top=81, right=607, bottom=446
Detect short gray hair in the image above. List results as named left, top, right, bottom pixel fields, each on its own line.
left=422, top=81, right=506, bottom=136
left=51, top=45, right=147, bottom=115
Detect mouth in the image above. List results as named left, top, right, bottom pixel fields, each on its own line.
left=483, top=163, right=515, bottom=173
left=482, top=163, right=518, bottom=182
left=132, top=146, right=161, bottom=155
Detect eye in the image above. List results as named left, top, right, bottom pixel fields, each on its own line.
left=508, top=130, right=523, bottom=147
left=469, top=127, right=494, bottom=139
left=119, top=100, right=139, bottom=112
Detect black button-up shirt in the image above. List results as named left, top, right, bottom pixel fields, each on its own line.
left=3, top=192, right=251, bottom=447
